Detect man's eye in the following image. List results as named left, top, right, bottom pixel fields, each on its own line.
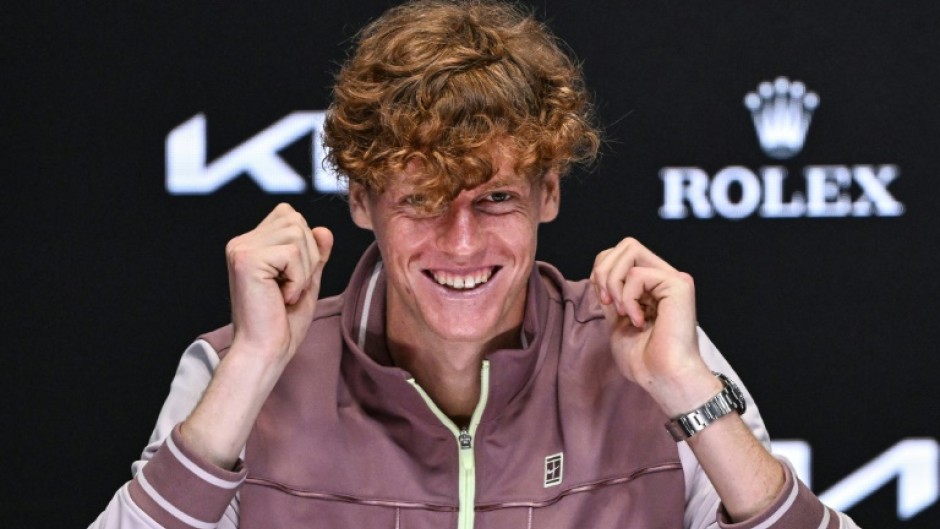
left=403, top=194, right=427, bottom=207
left=487, top=192, right=511, bottom=202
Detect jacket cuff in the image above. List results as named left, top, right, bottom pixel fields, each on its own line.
left=128, top=423, right=246, bottom=529
left=718, top=459, right=840, bottom=529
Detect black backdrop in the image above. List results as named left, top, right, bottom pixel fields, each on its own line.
left=4, top=1, right=938, bottom=527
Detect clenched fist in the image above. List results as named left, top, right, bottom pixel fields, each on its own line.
left=590, top=237, right=720, bottom=417
left=225, top=203, right=333, bottom=366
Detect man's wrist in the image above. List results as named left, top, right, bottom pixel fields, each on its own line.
left=665, top=372, right=747, bottom=441
left=648, top=367, right=724, bottom=418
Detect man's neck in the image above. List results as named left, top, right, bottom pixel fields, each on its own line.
left=386, top=326, right=520, bottom=428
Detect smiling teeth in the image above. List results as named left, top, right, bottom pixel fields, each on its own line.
left=432, top=269, right=493, bottom=289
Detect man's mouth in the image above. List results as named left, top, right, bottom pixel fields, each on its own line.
left=425, top=267, right=498, bottom=290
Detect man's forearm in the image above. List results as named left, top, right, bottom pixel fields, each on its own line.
left=180, top=343, right=289, bottom=470
left=685, top=412, right=786, bottom=522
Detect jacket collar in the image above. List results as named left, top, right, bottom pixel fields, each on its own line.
left=340, top=242, right=559, bottom=425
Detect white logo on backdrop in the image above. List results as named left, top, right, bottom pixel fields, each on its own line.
left=659, top=76, right=905, bottom=219
left=744, top=77, right=819, bottom=159
left=773, top=438, right=938, bottom=520
left=165, top=112, right=346, bottom=195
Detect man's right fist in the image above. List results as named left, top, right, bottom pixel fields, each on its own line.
left=224, top=203, right=333, bottom=364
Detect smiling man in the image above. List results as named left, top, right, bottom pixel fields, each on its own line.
left=93, top=1, right=859, bottom=528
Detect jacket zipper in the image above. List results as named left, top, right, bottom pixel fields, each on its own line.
left=408, top=360, right=491, bottom=529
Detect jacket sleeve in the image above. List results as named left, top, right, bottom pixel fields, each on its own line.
left=88, top=340, right=243, bottom=529
left=681, top=328, right=862, bottom=529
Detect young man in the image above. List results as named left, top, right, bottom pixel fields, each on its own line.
left=93, top=1, right=859, bottom=528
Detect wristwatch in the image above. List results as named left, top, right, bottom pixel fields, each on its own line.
left=665, top=372, right=747, bottom=442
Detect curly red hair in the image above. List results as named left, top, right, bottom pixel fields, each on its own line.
left=323, top=0, right=600, bottom=212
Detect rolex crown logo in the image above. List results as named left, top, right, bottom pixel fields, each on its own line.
left=744, top=77, right=819, bottom=159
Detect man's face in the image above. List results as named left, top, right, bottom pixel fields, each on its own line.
left=350, top=152, right=560, bottom=348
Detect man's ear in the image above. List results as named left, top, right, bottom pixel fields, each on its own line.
left=348, top=182, right=374, bottom=230
left=539, top=169, right=561, bottom=223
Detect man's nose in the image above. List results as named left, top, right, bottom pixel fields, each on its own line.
left=437, top=205, right=481, bottom=256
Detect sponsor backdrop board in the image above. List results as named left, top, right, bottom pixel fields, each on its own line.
left=4, top=1, right=938, bottom=526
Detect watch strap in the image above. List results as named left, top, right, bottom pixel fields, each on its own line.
left=665, top=372, right=746, bottom=442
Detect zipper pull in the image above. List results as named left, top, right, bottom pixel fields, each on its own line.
left=459, top=428, right=472, bottom=449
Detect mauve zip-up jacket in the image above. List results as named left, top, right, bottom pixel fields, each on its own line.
left=91, top=244, right=859, bottom=529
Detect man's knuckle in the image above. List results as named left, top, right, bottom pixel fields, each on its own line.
left=228, top=248, right=252, bottom=271
left=287, top=224, right=306, bottom=241
left=288, top=210, right=307, bottom=226
left=226, top=237, right=243, bottom=256
left=605, top=274, right=622, bottom=291
left=285, top=244, right=301, bottom=260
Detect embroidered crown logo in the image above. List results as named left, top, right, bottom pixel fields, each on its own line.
left=744, top=77, right=819, bottom=159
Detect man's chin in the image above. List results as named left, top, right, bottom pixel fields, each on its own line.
left=422, top=314, right=505, bottom=344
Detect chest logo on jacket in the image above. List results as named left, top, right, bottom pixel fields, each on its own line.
left=544, top=452, right=564, bottom=487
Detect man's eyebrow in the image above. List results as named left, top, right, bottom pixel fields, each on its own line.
left=481, top=174, right=526, bottom=190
